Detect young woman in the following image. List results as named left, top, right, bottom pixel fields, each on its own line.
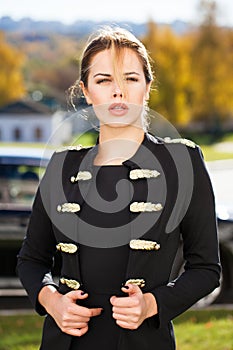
left=17, top=26, right=221, bottom=350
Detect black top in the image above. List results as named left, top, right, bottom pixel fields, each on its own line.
left=70, top=165, right=130, bottom=349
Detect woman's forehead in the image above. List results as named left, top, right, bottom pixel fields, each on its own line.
left=89, top=48, right=143, bottom=74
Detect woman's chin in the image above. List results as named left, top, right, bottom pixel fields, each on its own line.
left=101, top=121, right=142, bottom=129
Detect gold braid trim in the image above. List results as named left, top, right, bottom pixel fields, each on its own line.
left=60, top=278, right=80, bottom=290
left=57, top=203, right=81, bottom=213
left=56, top=243, right=78, bottom=253
left=163, top=137, right=196, bottom=148
left=130, top=239, right=160, bottom=251
left=55, top=145, right=83, bottom=153
left=125, top=279, right=146, bottom=288
left=129, top=169, right=160, bottom=180
left=70, top=171, right=92, bottom=183
left=130, top=202, right=163, bottom=212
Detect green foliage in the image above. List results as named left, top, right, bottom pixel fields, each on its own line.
left=71, top=131, right=98, bottom=147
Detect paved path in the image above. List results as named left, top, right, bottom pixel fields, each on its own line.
left=206, top=160, right=233, bottom=218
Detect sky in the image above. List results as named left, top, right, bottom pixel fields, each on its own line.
left=1, top=0, right=233, bottom=26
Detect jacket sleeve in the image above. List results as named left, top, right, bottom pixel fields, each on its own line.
left=150, top=146, right=221, bottom=327
left=17, top=153, right=58, bottom=316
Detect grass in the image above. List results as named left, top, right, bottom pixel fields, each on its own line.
left=180, top=132, right=233, bottom=161
left=0, top=309, right=232, bottom=350
left=0, top=314, right=43, bottom=350
left=71, top=131, right=98, bottom=147
left=174, top=309, right=233, bottom=350
left=200, top=145, right=233, bottom=161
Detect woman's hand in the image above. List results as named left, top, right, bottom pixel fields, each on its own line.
left=110, top=284, right=158, bottom=330
left=38, top=286, right=102, bottom=336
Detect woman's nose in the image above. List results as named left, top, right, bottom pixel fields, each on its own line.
left=112, top=87, right=123, bottom=98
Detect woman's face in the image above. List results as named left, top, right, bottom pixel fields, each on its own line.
left=80, top=48, right=151, bottom=128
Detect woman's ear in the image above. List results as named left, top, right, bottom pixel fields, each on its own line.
left=145, top=81, right=152, bottom=101
left=79, top=81, right=92, bottom=105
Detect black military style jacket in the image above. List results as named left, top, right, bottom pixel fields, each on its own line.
left=17, top=133, right=221, bottom=350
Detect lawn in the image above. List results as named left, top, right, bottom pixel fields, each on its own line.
left=182, top=131, right=233, bottom=161
left=0, top=309, right=232, bottom=350
left=201, top=144, right=233, bottom=161
left=174, top=309, right=233, bottom=350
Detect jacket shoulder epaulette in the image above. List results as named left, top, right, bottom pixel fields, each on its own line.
left=55, top=144, right=87, bottom=153
left=163, top=137, right=196, bottom=149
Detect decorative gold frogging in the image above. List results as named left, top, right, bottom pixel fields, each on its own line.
left=60, top=278, right=80, bottom=290
left=55, top=145, right=83, bottom=153
left=130, top=202, right=163, bottom=212
left=57, top=203, right=80, bottom=213
left=129, top=169, right=160, bottom=180
left=56, top=243, right=78, bottom=253
left=70, top=171, right=92, bottom=183
left=130, top=239, right=160, bottom=251
left=163, top=137, right=196, bottom=148
left=125, top=279, right=146, bottom=288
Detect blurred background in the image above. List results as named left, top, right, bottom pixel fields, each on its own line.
left=0, top=0, right=233, bottom=145
left=0, top=1, right=232, bottom=349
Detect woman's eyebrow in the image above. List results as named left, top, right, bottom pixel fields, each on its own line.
left=93, top=73, right=111, bottom=78
left=93, top=72, right=140, bottom=78
left=124, top=72, right=140, bottom=76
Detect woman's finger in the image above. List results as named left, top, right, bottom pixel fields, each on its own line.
left=115, top=319, right=138, bottom=330
left=64, top=325, right=89, bottom=337
left=110, top=295, right=140, bottom=308
left=70, top=304, right=103, bottom=318
left=112, top=312, right=130, bottom=321
left=60, top=321, right=88, bottom=329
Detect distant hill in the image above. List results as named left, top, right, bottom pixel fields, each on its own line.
left=0, top=16, right=190, bottom=38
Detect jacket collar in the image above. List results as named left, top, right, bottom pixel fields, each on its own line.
left=78, top=132, right=160, bottom=172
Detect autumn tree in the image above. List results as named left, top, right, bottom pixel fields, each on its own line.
left=190, top=0, right=233, bottom=129
left=143, top=22, right=192, bottom=127
left=21, top=34, right=84, bottom=108
left=30, top=57, right=78, bottom=96
left=0, top=31, right=25, bottom=106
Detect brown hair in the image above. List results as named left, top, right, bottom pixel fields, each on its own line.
left=71, top=27, right=153, bottom=92
left=81, top=26, right=153, bottom=86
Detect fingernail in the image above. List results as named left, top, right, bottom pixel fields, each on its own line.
left=81, top=291, right=87, bottom=295
left=122, top=285, right=129, bottom=289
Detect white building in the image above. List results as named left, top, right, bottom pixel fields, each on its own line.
left=0, top=99, right=72, bottom=145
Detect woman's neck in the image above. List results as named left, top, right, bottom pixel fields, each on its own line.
left=94, top=126, right=145, bottom=165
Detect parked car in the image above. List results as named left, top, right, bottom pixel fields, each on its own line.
left=170, top=210, right=233, bottom=308
left=0, top=146, right=55, bottom=304
left=171, top=160, right=233, bottom=307
left=0, top=147, right=232, bottom=309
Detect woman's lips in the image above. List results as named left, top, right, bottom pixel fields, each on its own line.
left=108, top=103, right=129, bottom=116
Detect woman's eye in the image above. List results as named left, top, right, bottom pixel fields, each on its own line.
left=96, top=78, right=111, bottom=84
left=125, top=77, right=138, bottom=82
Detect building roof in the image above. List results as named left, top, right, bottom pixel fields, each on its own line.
left=0, top=98, right=52, bottom=115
